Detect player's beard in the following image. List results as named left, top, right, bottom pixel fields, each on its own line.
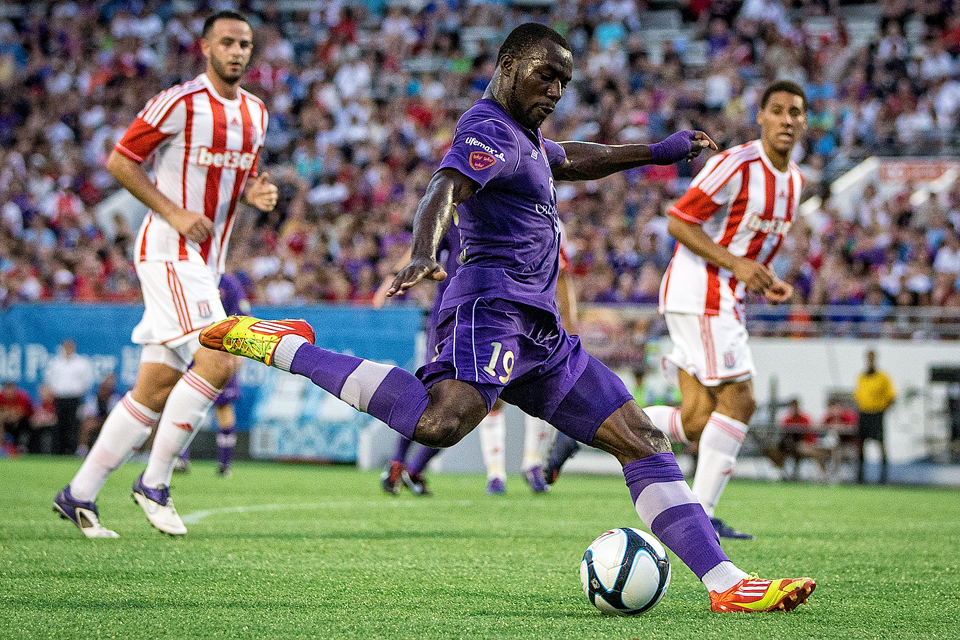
left=210, top=55, right=246, bottom=85
left=506, top=93, right=545, bottom=131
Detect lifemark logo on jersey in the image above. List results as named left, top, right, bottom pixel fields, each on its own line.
left=197, top=146, right=257, bottom=170
left=465, top=136, right=505, bottom=171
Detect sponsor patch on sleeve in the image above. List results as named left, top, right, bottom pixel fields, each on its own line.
left=469, top=151, right=497, bottom=171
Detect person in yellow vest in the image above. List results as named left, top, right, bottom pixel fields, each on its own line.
left=853, top=350, right=896, bottom=484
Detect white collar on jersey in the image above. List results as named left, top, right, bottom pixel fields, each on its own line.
left=753, top=139, right=792, bottom=177
left=198, top=73, right=243, bottom=106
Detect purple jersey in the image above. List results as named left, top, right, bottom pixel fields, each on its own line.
left=218, top=273, right=250, bottom=317
left=438, top=99, right=566, bottom=316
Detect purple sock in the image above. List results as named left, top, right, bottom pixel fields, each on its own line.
left=392, top=436, right=414, bottom=464
left=217, top=427, right=236, bottom=468
left=623, top=452, right=729, bottom=579
left=408, top=445, right=442, bottom=475
left=290, top=343, right=429, bottom=440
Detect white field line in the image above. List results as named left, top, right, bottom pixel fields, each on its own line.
left=181, top=499, right=477, bottom=525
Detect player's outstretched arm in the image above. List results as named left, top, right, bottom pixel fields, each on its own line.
left=387, top=169, right=478, bottom=298
left=667, top=216, right=774, bottom=295
left=552, top=131, right=717, bottom=182
left=106, top=150, right=212, bottom=243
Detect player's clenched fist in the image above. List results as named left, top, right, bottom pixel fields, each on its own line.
left=245, top=172, right=279, bottom=211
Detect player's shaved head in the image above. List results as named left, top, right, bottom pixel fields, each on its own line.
left=497, top=23, right=570, bottom=65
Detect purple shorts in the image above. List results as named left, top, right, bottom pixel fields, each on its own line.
left=417, top=299, right=633, bottom=444
left=215, top=376, right=241, bottom=407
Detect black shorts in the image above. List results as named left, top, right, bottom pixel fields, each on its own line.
left=858, top=412, right=885, bottom=441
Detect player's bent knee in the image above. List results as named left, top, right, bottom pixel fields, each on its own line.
left=591, top=402, right=671, bottom=465
left=413, top=380, right=487, bottom=448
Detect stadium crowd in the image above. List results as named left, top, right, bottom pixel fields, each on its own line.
left=0, top=0, right=959, bottom=323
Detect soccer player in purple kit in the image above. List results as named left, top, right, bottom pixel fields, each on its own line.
left=209, top=272, right=249, bottom=477
left=202, top=24, right=815, bottom=612
left=175, top=272, right=247, bottom=476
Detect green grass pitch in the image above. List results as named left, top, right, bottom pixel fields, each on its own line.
left=2, top=456, right=958, bottom=639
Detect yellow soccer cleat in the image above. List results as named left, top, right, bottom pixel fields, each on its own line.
left=709, top=575, right=816, bottom=613
left=200, top=316, right=315, bottom=366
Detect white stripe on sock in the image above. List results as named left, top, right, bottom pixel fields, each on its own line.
left=340, top=360, right=393, bottom=411
left=634, top=479, right=699, bottom=526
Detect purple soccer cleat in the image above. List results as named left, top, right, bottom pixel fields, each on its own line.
left=53, top=486, right=119, bottom=538
left=485, top=477, right=506, bottom=495
left=523, top=465, right=550, bottom=494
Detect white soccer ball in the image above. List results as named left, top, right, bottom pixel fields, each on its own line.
left=580, top=527, right=671, bottom=615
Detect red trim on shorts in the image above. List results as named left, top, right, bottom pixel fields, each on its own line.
left=165, top=262, right=193, bottom=333
left=699, top=316, right=717, bottom=379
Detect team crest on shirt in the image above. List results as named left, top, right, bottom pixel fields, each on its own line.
left=469, top=151, right=497, bottom=171
left=723, top=351, right=736, bottom=368
left=198, top=301, right=212, bottom=318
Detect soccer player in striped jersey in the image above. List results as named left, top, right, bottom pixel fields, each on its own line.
left=202, top=25, right=815, bottom=612
left=640, top=80, right=808, bottom=540
left=54, top=10, right=277, bottom=538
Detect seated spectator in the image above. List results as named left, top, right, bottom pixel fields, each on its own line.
left=764, top=398, right=828, bottom=480
left=0, top=379, right=34, bottom=455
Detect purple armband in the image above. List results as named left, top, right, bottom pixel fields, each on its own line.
left=649, top=130, right=695, bottom=165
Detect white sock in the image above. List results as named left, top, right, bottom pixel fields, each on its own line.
left=142, top=370, right=220, bottom=488
left=70, top=394, right=159, bottom=501
left=273, top=335, right=308, bottom=371
left=701, top=561, right=750, bottom=593
left=522, top=413, right=552, bottom=471
left=479, top=409, right=506, bottom=481
left=642, top=406, right=688, bottom=443
left=691, top=413, right=748, bottom=517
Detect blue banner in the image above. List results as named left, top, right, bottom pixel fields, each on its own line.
left=0, top=303, right=423, bottom=461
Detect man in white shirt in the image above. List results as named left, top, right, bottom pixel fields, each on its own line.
left=44, top=339, right=94, bottom=455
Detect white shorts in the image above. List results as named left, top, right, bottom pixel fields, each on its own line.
left=662, top=312, right=755, bottom=388
left=132, top=261, right=226, bottom=366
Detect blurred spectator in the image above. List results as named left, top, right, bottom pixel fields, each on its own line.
left=0, top=379, right=33, bottom=455
left=43, top=338, right=94, bottom=455
left=75, top=372, right=121, bottom=459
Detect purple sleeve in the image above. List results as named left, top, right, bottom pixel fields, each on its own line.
left=438, top=119, right=519, bottom=188
left=543, top=138, right=566, bottom=167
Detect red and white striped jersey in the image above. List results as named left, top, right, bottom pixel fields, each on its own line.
left=115, top=73, right=268, bottom=274
left=659, top=140, right=803, bottom=318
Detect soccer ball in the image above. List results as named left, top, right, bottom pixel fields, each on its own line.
left=580, top=527, right=671, bottom=615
